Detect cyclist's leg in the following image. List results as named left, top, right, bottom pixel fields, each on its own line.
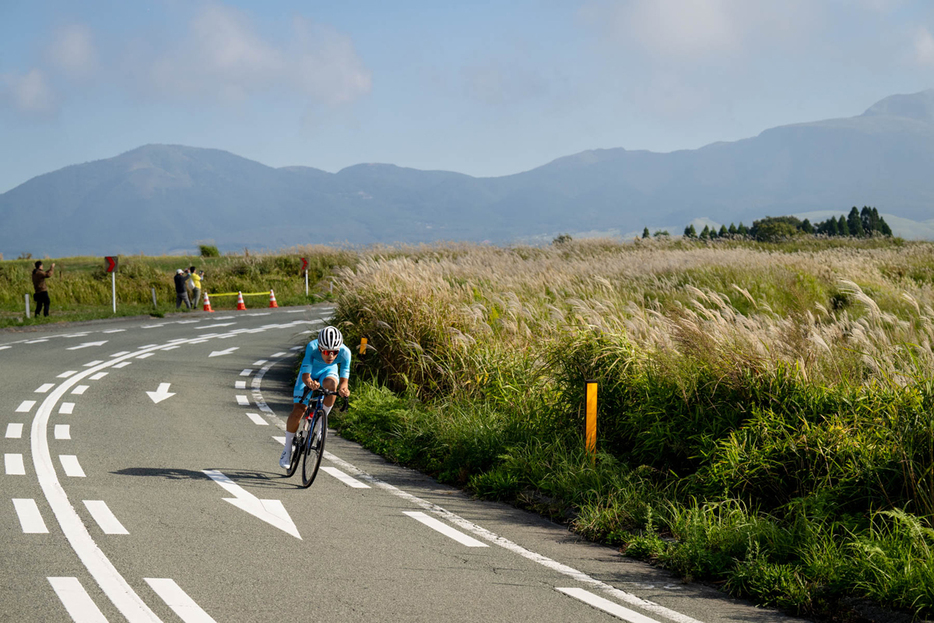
left=320, top=376, right=339, bottom=410
left=280, top=377, right=310, bottom=468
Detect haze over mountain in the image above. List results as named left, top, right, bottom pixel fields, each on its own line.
left=2, top=90, right=934, bottom=257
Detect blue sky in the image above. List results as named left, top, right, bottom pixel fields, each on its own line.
left=1, top=0, right=933, bottom=193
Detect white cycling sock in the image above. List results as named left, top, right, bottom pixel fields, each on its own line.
left=284, top=431, right=295, bottom=449
left=322, top=404, right=332, bottom=416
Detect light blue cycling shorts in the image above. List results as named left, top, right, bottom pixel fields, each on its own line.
left=292, top=361, right=340, bottom=403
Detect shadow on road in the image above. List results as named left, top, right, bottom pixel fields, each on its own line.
left=111, top=467, right=300, bottom=489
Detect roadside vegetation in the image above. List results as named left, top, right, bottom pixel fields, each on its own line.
left=327, top=236, right=934, bottom=622
left=0, top=246, right=356, bottom=328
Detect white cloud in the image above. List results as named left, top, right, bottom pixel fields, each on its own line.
left=0, top=69, right=58, bottom=116
left=46, top=24, right=99, bottom=79
left=913, top=27, right=934, bottom=66
left=142, top=3, right=371, bottom=106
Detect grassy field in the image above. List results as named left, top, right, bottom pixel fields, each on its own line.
left=5, top=236, right=934, bottom=620
left=0, top=246, right=357, bottom=328
left=325, top=236, right=934, bottom=622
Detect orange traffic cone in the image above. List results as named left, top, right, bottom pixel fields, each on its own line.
left=268, top=289, right=278, bottom=308
left=236, top=291, right=247, bottom=310
left=203, top=292, right=214, bottom=312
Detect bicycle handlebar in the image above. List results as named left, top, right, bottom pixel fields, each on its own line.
left=300, top=386, right=349, bottom=412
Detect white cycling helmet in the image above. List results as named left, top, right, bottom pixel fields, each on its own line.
left=318, top=326, right=343, bottom=351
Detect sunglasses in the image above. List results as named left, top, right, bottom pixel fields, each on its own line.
left=319, top=349, right=338, bottom=357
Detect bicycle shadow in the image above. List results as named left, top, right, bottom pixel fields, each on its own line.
left=111, top=467, right=306, bottom=490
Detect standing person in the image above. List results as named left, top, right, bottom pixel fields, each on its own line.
left=174, top=268, right=191, bottom=310
left=188, top=265, right=202, bottom=309
left=31, top=260, right=55, bottom=317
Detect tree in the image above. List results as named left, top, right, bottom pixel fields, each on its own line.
left=847, top=207, right=864, bottom=237
left=822, top=217, right=839, bottom=236
left=642, top=227, right=650, bottom=239
left=838, top=215, right=850, bottom=236
left=700, top=225, right=711, bottom=240
left=861, top=206, right=875, bottom=234
left=718, top=225, right=728, bottom=237
left=684, top=224, right=697, bottom=238
left=737, top=222, right=748, bottom=237
left=878, top=215, right=893, bottom=236
left=754, top=220, right=798, bottom=242
left=653, top=230, right=670, bottom=237
left=728, top=223, right=737, bottom=235
left=552, top=233, right=572, bottom=245
left=801, top=218, right=814, bottom=234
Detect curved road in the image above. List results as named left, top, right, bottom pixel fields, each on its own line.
left=1, top=306, right=804, bottom=623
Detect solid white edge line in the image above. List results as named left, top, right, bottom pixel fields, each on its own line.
left=48, top=577, right=109, bottom=623
left=557, top=588, right=662, bottom=623
left=320, top=466, right=370, bottom=488
left=403, top=511, right=488, bottom=547
left=55, top=424, right=71, bottom=440
left=13, top=498, right=49, bottom=533
left=6, top=422, right=24, bottom=438
left=144, top=578, right=218, bottom=623
left=84, top=500, right=130, bottom=535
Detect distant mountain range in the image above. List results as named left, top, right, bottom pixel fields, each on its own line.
left=3, top=89, right=934, bottom=257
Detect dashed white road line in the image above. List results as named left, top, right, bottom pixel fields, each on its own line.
left=55, top=424, right=71, bottom=439
left=84, top=500, right=129, bottom=535
left=103, top=329, right=125, bottom=333
left=321, top=466, right=370, bottom=489
left=59, top=455, right=86, bottom=477
left=245, top=413, right=268, bottom=426
left=113, top=361, right=132, bottom=369
left=26, top=339, right=49, bottom=344
left=36, top=383, right=56, bottom=393
left=83, top=360, right=104, bottom=367
left=271, top=351, right=287, bottom=357
left=59, top=403, right=75, bottom=415
left=557, top=588, right=662, bottom=623
left=252, top=359, right=267, bottom=366
left=48, top=577, right=109, bottom=623
left=136, top=352, right=155, bottom=359
left=110, top=351, right=131, bottom=357
left=239, top=369, right=252, bottom=376
left=57, top=370, right=78, bottom=378
left=16, top=400, right=36, bottom=412
left=235, top=381, right=246, bottom=389
left=13, top=498, right=48, bottom=533
left=0, top=345, right=10, bottom=351
left=72, top=385, right=89, bottom=395
left=89, top=372, right=108, bottom=380
left=236, top=395, right=250, bottom=406
left=6, top=423, right=24, bottom=438
left=403, top=511, right=488, bottom=547
left=6, top=453, right=26, bottom=475
left=145, top=578, right=218, bottom=623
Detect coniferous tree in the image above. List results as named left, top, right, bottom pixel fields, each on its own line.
left=728, top=223, right=737, bottom=235
left=838, top=215, right=850, bottom=236
left=848, top=207, right=864, bottom=237
left=684, top=224, right=697, bottom=238
left=861, top=206, right=874, bottom=234
left=737, top=222, right=748, bottom=237
left=719, top=225, right=728, bottom=238
left=642, top=227, right=650, bottom=239
left=801, top=219, right=814, bottom=234
left=700, top=225, right=711, bottom=240
left=878, top=215, right=893, bottom=236
left=825, top=217, right=839, bottom=236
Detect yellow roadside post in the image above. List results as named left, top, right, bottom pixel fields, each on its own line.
left=586, top=380, right=598, bottom=460
left=359, top=338, right=368, bottom=355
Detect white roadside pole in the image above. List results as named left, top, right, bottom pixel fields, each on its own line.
left=105, top=256, right=118, bottom=313
left=301, top=257, right=309, bottom=296
left=111, top=272, right=116, bottom=313
left=25, top=294, right=30, bottom=319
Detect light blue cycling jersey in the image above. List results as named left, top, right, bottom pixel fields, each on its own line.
left=292, top=339, right=352, bottom=401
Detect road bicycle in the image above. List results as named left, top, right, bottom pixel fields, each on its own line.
left=286, top=386, right=347, bottom=487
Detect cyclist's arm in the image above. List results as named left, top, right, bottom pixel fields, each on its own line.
left=337, top=345, right=352, bottom=397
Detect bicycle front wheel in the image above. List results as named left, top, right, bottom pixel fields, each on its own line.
left=301, top=410, right=327, bottom=488
left=285, top=428, right=304, bottom=478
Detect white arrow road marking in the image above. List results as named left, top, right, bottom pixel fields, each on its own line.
left=146, top=383, right=175, bottom=404
left=321, top=466, right=370, bottom=489
left=6, top=423, right=23, bottom=438
left=208, top=347, right=238, bottom=357
left=403, top=511, right=488, bottom=547
left=17, top=400, right=36, bottom=412
left=556, top=588, right=661, bottom=623
left=6, top=453, right=26, bottom=475
left=66, top=341, right=108, bottom=351
left=84, top=501, right=129, bottom=535
left=145, top=579, right=218, bottom=623
left=48, top=577, right=109, bottom=623
left=202, top=470, right=301, bottom=539
left=13, top=499, right=48, bottom=533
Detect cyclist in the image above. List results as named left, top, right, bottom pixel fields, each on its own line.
left=279, top=325, right=351, bottom=468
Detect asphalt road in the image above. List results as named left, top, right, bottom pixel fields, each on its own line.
left=0, top=305, right=808, bottom=623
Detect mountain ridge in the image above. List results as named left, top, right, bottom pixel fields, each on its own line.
left=2, top=89, right=933, bottom=256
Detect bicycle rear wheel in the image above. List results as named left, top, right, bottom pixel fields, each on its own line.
left=301, top=410, right=327, bottom=488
